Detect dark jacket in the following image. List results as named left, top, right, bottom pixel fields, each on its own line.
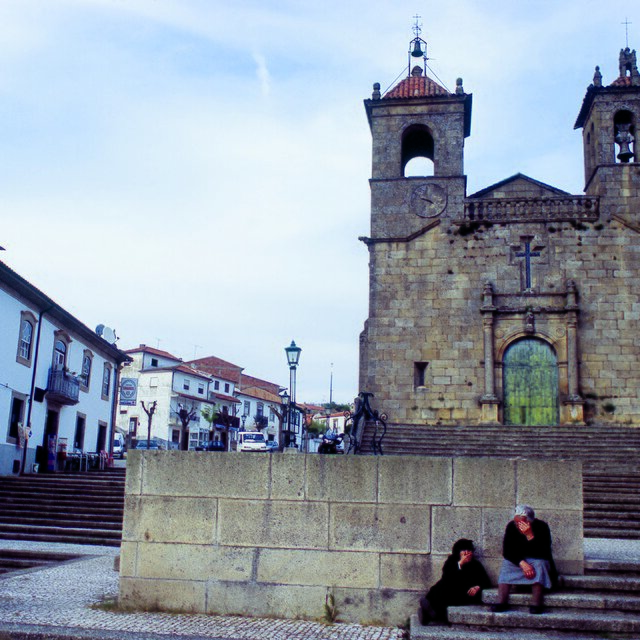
left=426, top=555, right=491, bottom=616
left=502, top=518, right=558, bottom=587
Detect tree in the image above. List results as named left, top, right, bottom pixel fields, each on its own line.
left=322, top=402, right=351, bottom=413
left=253, top=414, right=268, bottom=431
left=141, top=400, right=157, bottom=449
left=201, top=404, right=217, bottom=444
left=176, top=403, right=198, bottom=451
left=306, top=420, right=326, bottom=437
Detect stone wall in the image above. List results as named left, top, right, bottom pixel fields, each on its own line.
left=119, top=451, right=583, bottom=625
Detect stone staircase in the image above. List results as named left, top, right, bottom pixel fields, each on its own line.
left=411, top=555, right=640, bottom=639
left=0, top=469, right=125, bottom=547
left=360, top=423, right=640, bottom=539
left=0, top=548, right=80, bottom=575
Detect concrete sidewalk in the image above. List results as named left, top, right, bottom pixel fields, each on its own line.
left=0, top=540, right=405, bottom=640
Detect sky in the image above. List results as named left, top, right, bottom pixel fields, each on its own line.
left=0, top=0, right=637, bottom=404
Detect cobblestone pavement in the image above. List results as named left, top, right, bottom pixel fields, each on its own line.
left=0, top=541, right=405, bottom=640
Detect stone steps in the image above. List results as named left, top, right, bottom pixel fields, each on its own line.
left=0, top=549, right=80, bottom=575
left=448, top=607, right=640, bottom=634
left=410, top=558, right=640, bottom=638
left=563, top=574, right=640, bottom=592
left=360, top=422, right=640, bottom=538
left=0, top=515, right=122, bottom=530
left=0, top=525, right=121, bottom=547
left=410, top=620, right=636, bottom=640
left=0, top=469, right=125, bottom=546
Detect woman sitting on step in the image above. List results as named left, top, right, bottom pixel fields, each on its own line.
left=419, top=538, right=491, bottom=624
left=491, top=504, right=558, bottom=615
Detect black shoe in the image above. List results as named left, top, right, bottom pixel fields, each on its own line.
left=490, top=603, right=509, bottom=613
left=419, top=608, right=431, bottom=625
left=529, top=605, right=544, bottom=615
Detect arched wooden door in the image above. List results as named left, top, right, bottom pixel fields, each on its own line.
left=503, top=339, right=559, bottom=426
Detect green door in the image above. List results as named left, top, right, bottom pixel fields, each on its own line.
left=503, top=339, right=559, bottom=426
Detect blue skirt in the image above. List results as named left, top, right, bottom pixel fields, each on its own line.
left=498, top=558, right=553, bottom=589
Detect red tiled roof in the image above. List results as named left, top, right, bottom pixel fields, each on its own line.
left=125, top=344, right=181, bottom=361
left=611, top=75, right=633, bottom=87
left=239, top=374, right=282, bottom=395
left=238, top=385, right=281, bottom=404
left=384, top=72, right=449, bottom=99
left=174, top=364, right=212, bottom=380
left=142, top=364, right=211, bottom=380
left=187, top=356, right=243, bottom=383
left=212, top=392, right=241, bottom=404
left=174, top=391, right=214, bottom=404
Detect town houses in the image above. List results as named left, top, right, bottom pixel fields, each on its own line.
left=0, top=260, right=129, bottom=476
left=0, top=260, right=329, bottom=474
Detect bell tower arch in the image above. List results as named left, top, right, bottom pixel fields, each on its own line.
left=363, top=31, right=471, bottom=242
left=575, top=47, right=640, bottom=210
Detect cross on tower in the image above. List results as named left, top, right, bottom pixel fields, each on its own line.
left=515, top=240, right=541, bottom=290
left=623, top=17, right=632, bottom=48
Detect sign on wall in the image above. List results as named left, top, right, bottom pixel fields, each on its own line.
left=120, top=378, right=138, bottom=406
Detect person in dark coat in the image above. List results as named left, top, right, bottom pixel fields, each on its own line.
left=419, top=538, right=491, bottom=624
left=490, top=504, right=558, bottom=615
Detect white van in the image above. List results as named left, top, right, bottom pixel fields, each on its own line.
left=237, top=431, right=268, bottom=452
left=113, top=433, right=126, bottom=458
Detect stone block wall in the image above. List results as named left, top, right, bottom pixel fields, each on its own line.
left=119, top=451, right=583, bottom=625
left=360, top=198, right=640, bottom=425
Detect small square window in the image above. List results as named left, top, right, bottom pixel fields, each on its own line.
left=197, top=383, right=204, bottom=395
left=183, top=380, right=190, bottom=391
left=151, top=358, right=159, bottom=367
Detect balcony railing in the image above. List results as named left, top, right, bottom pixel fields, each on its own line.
left=463, top=196, right=599, bottom=224
left=47, top=368, right=80, bottom=405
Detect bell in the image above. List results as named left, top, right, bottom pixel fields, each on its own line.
left=411, top=39, right=424, bottom=58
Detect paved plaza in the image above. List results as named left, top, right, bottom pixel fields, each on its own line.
left=0, top=540, right=405, bottom=640
left=1, top=538, right=638, bottom=640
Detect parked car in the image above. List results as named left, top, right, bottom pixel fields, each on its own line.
left=196, top=441, right=226, bottom=452
left=265, top=441, right=279, bottom=453
left=237, top=431, right=268, bottom=452
left=134, top=440, right=162, bottom=450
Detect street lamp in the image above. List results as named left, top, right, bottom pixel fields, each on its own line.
left=283, top=341, right=301, bottom=449
left=280, top=390, right=290, bottom=449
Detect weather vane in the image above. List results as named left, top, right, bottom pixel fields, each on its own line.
left=408, top=14, right=428, bottom=75
left=412, top=14, right=422, bottom=39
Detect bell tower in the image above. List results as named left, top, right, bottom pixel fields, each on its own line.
left=575, top=47, right=640, bottom=213
left=363, top=23, right=472, bottom=241
left=359, top=21, right=472, bottom=412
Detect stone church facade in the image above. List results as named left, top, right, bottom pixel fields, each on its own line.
left=359, top=46, right=640, bottom=427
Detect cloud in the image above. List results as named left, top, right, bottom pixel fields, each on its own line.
left=253, top=52, right=271, bottom=97
left=2, top=0, right=639, bottom=401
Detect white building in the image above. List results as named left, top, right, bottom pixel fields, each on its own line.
left=235, top=374, right=284, bottom=443
left=0, top=260, right=129, bottom=475
left=188, top=357, right=286, bottom=448
left=118, top=345, right=220, bottom=450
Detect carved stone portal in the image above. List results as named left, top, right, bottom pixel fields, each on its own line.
left=480, top=280, right=584, bottom=425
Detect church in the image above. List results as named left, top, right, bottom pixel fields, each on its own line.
left=359, top=38, right=640, bottom=428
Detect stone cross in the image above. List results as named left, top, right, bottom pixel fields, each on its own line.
left=515, top=241, right=541, bottom=290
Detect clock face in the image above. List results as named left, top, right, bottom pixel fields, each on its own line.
left=410, top=183, right=447, bottom=218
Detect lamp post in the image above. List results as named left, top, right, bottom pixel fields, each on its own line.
left=280, top=390, right=289, bottom=449
left=284, top=340, right=301, bottom=449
